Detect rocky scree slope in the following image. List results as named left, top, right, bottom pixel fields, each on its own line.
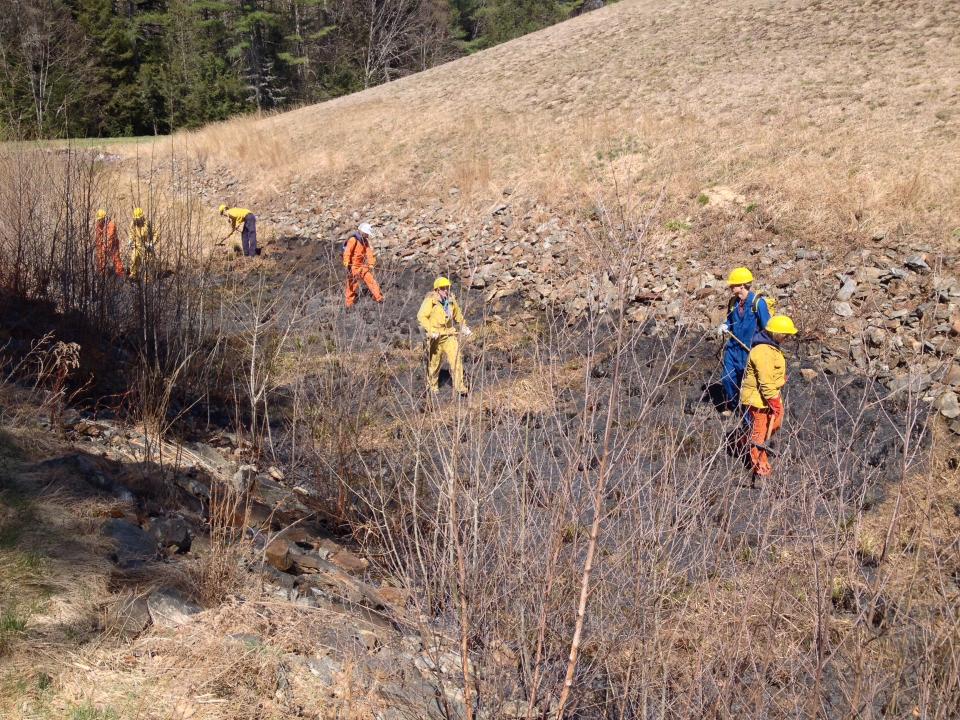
left=185, top=157, right=960, bottom=432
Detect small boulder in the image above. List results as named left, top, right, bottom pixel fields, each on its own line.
left=836, top=278, right=858, bottom=302
left=147, top=514, right=192, bottom=553
left=905, top=254, right=930, bottom=272
left=104, top=592, right=152, bottom=638
left=265, top=536, right=293, bottom=572
left=147, top=588, right=202, bottom=629
left=944, top=364, right=960, bottom=387
left=231, top=464, right=257, bottom=494
left=936, top=391, right=960, bottom=419
left=887, top=372, right=934, bottom=395
left=102, top=519, right=158, bottom=569
left=833, top=302, right=854, bottom=318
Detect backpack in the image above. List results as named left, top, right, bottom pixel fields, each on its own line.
left=728, top=290, right=776, bottom=329
left=341, top=231, right=362, bottom=253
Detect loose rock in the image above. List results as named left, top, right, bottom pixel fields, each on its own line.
left=102, top=519, right=158, bottom=569
left=147, top=588, right=202, bottom=628
left=833, top=302, right=854, bottom=318
left=936, top=391, right=960, bottom=419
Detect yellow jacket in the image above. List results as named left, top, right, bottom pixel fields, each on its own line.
left=740, top=341, right=786, bottom=409
left=129, top=221, right=156, bottom=249
left=225, top=208, right=250, bottom=231
left=417, top=291, right=464, bottom=336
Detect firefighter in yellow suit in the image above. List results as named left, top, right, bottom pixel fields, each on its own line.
left=128, top=207, right=157, bottom=280
left=417, top=277, right=472, bottom=396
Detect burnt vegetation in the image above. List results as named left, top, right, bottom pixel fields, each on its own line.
left=0, top=148, right=957, bottom=719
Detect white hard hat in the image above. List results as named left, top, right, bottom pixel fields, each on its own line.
left=358, top=222, right=374, bottom=236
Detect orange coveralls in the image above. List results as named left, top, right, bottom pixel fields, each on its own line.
left=95, top=218, right=124, bottom=276
left=343, top=233, right=383, bottom=306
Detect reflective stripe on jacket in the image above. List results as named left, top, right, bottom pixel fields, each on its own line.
left=740, top=334, right=786, bottom=409
left=417, top=291, right=463, bottom=336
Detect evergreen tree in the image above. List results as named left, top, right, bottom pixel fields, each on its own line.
left=159, top=0, right=245, bottom=129
left=1, top=0, right=589, bottom=139
left=229, top=2, right=288, bottom=112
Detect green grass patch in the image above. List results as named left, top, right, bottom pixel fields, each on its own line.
left=70, top=702, right=120, bottom=720
left=1, top=136, right=158, bottom=152
left=664, top=219, right=691, bottom=232
left=594, top=134, right=641, bottom=163
left=0, top=606, right=29, bottom=653
left=0, top=607, right=27, bottom=633
left=697, top=193, right=710, bottom=205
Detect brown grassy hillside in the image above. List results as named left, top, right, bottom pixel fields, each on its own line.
left=169, top=0, right=960, bottom=245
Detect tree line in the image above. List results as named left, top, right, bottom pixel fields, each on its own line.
left=0, top=0, right=587, bottom=139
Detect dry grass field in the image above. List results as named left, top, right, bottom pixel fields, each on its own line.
left=162, top=0, right=960, bottom=247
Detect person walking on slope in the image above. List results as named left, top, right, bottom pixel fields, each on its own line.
left=740, top=315, right=797, bottom=483
left=343, top=223, right=384, bottom=307
left=417, top=277, right=472, bottom=396
left=718, top=266, right=771, bottom=411
left=128, top=207, right=157, bottom=280
left=219, top=204, right=257, bottom=257
left=94, top=209, right=124, bottom=277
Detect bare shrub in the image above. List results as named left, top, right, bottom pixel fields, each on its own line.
left=314, top=198, right=949, bottom=720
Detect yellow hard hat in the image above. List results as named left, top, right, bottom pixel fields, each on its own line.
left=433, top=277, right=451, bottom=290
left=727, top=267, right=753, bottom=286
left=133, top=207, right=145, bottom=220
left=95, top=209, right=106, bottom=221
left=218, top=204, right=227, bottom=214
left=765, top=315, right=798, bottom=335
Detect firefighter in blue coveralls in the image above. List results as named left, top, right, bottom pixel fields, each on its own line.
left=717, top=267, right=772, bottom=412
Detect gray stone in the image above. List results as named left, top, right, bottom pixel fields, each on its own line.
left=833, top=302, right=854, bottom=318
left=866, top=326, right=886, bottom=348
left=147, top=588, right=202, bottom=628
left=305, top=655, right=343, bottom=685
left=148, top=514, right=192, bottom=552
left=231, top=464, right=257, bottom=494
left=836, top=278, right=858, bottom=302
left=857, top=267, right=885, bottom=284
left=37, top=454, right=111, bottom=492
left=905, top=255, right=930, bottom=272
left=887, top=372, right=934, bottom=395
left=936, top=391, right=960, bottom=419
left=944, top=364, right=960, bottom=387
left=105, top=593, right=151, bottom=638
left=102, top=519, right=158, bottom=569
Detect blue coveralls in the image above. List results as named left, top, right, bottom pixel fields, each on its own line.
left=241, top=214, right=257, bottom=257
left=722, top=291, right=771, bottom=406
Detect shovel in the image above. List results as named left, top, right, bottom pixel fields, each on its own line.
left=722, top=328, right=751, bottom=353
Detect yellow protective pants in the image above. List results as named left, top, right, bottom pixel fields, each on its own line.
left=129, top=244, right=145, bottom=279
left=427, top=335, right=466, bottom=394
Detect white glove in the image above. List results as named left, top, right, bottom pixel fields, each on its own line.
left=715, top=324, right=728, bottom=338
left=461, top=326, right=473, bottom=337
